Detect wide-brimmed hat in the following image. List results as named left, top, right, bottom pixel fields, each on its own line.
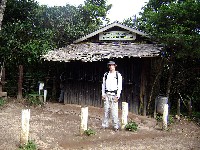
left=107, top=61, right=117, bottom=66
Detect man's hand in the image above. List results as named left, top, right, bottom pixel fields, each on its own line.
left=114, top=96, right=119, bottom=102
left=102, top=95, right=106, bottom=101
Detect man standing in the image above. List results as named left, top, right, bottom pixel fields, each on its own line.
left=102, top=61, right=122, bottom=132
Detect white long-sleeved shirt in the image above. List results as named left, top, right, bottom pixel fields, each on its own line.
left=102, top=71, right=122, bottom=98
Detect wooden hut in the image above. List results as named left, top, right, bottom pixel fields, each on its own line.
left=42, top=22, right=162, bottom=114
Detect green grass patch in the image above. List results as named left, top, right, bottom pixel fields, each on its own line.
left=0, top=98, right=5, bottom=107
left=19, top=140, right=37, bottom=150
left=156, top=114, right=174, bottom=125
left=84, top=129, right=96, bottom=136
left=27, top=93, right=43, bottom=107
left=125, top=121, right=138, bottom=132
left=168, top=115, right=175, bottom=125
left=155, top=115, right=162, bottom=122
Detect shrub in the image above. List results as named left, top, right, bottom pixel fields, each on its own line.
left=19, top=140, right=37, bottom=150
left=125, top=121, right=138, bottom=132
left=156, top=114, right=174, bottom=125
left=0, top=98, right=5, bottom=107
left=155, top=115, right=163, bottom=122
left=27, top=94, right=43, bottom=106
left=168, top=115, right=174, bottom=124
left=84, top=129, right=96, bottom=136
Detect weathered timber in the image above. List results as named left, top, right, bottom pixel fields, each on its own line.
left=62, top=58, right=152, bottom=113
left=42, top=43, right=161, bottom=62
left=17, top=65, right=23, bottom=99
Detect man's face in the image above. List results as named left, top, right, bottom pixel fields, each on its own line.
left=108, top=64, right=116, bottom=71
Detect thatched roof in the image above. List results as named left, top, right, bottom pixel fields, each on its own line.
left=42, top=42, right=162, bottom=62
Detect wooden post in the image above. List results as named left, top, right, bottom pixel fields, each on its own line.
left=162, top=104, right=168, bottom=130
left=17, top=65, right=23, bottom=100
left=121, top=102, right=128, bottom=129
left=44, top=89, right=47, bottom=103
left=80, top=106, right=88, bottom=135
left=2, top=67, right=5, bottom=82
left=20, top=109, right=30, bottom=145
left=140, top=59, right=147, bottom=116
left=188, top=99, right=192, bottom=117
left=143, top=95, right=147, bottom=116
left=177, top=98, right=181, bottom=117
left=0, top=67, right=6, bottom=91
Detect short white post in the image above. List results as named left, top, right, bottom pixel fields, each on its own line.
left=162, top=104, right=168, bottom=130
left=20, top=109, right=30, bottom=146
left=80, top=106, right=88, bottom=135
left=38, top=82, right=44, bottom=95
left=121, top=102, right=128, bottom=129
left=44, top=89, right=47, bottom=103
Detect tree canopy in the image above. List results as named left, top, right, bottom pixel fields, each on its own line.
left=0, top=0, right=111, bottom=67
left=0, top=0, right=112, bottom=97
left=135, top=0, right=200, bottom=112
left=138, top=0, right=200, bottom=58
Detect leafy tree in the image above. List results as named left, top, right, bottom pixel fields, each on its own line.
left=80, top=0, right=112, bottom=25
left=123, top=15, right=138, bottom=29
left=0, top=0, right=56, bottom=97
left=137, top=0, right=200, bottom=112
left=0, top=0, right=112, bottom=97
left=138, top=0, right=200, bottom=58
left=1, top=0, right=112, bottom=67
left=28, top=0, right=112, bottom=47
left=0, top=0, right=7, bottom=30
left=1, top=0, right=55, bottom=67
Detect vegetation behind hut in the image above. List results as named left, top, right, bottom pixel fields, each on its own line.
left=0, top=0, right=199, bottom=117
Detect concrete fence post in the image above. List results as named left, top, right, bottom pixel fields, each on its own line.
left=162, top=104, right=168, bottom=130
left=121, top=102, right=128, bottom=130
left=80, top=106, right=88, bottom=135
left=44, top=89, right=47, bottom=103
left=20, top=109, right=30, bottom=145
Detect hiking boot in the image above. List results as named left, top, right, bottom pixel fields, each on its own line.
left=102, top=126, right=108, bottom=130
left=114, top=128, right=119, bottom=132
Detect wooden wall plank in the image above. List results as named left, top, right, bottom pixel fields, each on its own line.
left=63, top=58, right=150, bottom=113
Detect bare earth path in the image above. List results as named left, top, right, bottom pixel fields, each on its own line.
left=0, top=99, right=199, bottom=150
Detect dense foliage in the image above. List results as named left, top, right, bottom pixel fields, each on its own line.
left=0, top=0, right=111, bottom=96
left=1, top=0, right=199, bottom=114
left=136, top=0, right=200, bottom=112
left=122, top=0, right=200, bottom=113
left=0, top=0, right=111, bottom=66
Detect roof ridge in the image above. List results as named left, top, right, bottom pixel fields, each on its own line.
left=73, top=21, right=147, bottom=44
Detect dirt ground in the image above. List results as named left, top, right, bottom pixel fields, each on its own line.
left=0, top=98, right=199, bottom=150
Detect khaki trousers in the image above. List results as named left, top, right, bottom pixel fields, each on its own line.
left=102, top=94, right=119, bottom=129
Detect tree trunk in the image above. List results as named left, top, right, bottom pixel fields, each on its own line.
left=17, top=65, right=23, bottom=99
left=166, top=65, right=173, bottom=98
left=188, top=99, right=192, bottom=117
left=165, top=56, right=174, bottom=117
left=0, top=0, right=7, bottom=30
left=148, top=58, right=164, bottom=111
